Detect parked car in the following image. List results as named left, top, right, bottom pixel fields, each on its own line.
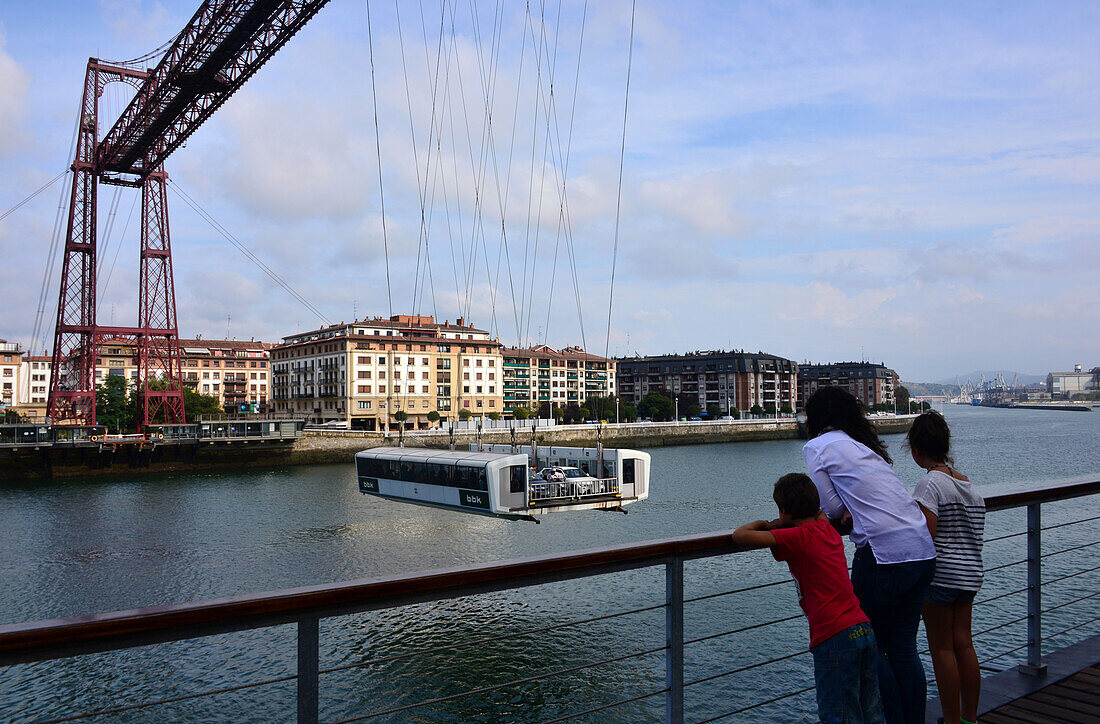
left=537, top=466, right=598, bottom=482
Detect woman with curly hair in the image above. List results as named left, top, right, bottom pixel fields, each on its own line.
left=803, top=386, right=936, bottom=724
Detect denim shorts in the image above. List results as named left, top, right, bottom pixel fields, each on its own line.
left=925, top=585, right=977, bottom=606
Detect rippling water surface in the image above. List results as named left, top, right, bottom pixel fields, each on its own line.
left=1, top=405, right=1098, bottom=722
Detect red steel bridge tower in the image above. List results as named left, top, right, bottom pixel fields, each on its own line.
left=47, top=0, right=331, bottom=429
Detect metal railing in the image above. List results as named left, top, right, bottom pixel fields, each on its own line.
left=528, top=477, right=621, bottom=503
left=0, top=479, right=1097, bottom=723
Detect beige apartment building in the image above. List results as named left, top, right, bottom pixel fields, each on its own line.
left=0, top=340, right=51, bottom=421
left=501, top=345, right=615, bottom=416
left=271, top=315, right=504, bottom=430
left=96, top=337, right=272, bottom=410
left=0, top=336, right=270, bottom=421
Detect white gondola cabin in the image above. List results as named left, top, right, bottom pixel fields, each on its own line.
left=355, top=445, right=650, bottom=520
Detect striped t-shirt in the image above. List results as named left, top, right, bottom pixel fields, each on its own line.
left=913, top=470, right=985, bottom=591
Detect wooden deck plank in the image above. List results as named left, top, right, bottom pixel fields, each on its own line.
left=997, top=697, right=1083, bottom=722
left=980, top=661, right=1100, bottom=724
left=979, top=712, right=1037, bottom=724
left=1029, top=690, right=1100, bottom=718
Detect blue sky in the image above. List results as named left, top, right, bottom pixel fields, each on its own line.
left=1, top=1, right=1098, bottom=382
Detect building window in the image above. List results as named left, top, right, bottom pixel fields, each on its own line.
left=358, top=400, right=371, bottom=409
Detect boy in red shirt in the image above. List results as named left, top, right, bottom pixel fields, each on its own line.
left=734, top=473, right=884, bottom=724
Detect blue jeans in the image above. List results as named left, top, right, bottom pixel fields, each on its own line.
left=851, top=546, right=935, bottom=724
left=812, top=622, right=884, bottom=724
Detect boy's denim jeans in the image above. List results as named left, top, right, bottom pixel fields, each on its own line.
left=811, top=622, right=884, bottom=724
left=851, top=545, right=936, bottom=724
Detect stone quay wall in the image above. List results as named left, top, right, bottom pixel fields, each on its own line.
left=292, top=416, right=916, bottom=466
left=2, top=416, right=914, bottom=480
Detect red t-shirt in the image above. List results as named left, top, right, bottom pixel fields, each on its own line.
left=771, top=519, right=869, bottom=648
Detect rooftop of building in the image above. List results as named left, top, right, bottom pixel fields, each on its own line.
left=284, top=315, right=488, bottom=339
left=97, top=337, right=272, bottom=354
left=501, top=344, right=612, bottom=363
left=615, top=349, right=795, bottom=364
left=798, top=361, right=896, bottom=377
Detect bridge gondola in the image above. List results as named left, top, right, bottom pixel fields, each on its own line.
left=355, top=445, right=650, bottom=521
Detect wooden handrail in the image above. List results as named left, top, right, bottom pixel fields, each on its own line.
left=1, top=477, right=1097, bottom=665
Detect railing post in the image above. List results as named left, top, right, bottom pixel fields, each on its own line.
left=666, top=557, right=684, bottom=724
left=1020, top=503, right=1047, bottom=676
left=298, top=617, right=319, bottom=723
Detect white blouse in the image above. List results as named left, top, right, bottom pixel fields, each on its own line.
left=803, top=430, right=936, bottom=565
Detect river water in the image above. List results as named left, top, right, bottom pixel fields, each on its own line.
left=1, top=405, right=1098, bottom=722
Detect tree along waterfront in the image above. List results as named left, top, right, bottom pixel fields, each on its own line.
left=0, top=405, right=1097, bottom=721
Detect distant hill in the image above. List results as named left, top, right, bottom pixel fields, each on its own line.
left=902, top=381, right=961, bottom=397
left=934, top=370, right=1045, bottom=386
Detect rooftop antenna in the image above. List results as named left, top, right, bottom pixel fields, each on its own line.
left=353, top=298, right=358, bottom=320
left=226, top=314, right=231, bottom=339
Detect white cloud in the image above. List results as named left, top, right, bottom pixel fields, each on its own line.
left=2, top=1, right=1100, bottom=381
left=0, top=35, right=29, bottom=156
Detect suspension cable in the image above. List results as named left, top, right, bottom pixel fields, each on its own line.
left=97, top=193, right=140, bottom=315
left=167, top=180, right=330, bottom=325
left=604, top=0, right=636, bottom=359
left=0, top=169, right=68, bottom=224
left=364, top=0, right=393, bottom=319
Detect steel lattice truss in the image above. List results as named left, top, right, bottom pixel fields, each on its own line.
left=99, top=0, right=332, bottom=179
left=49, top=0, right=332, bottom=427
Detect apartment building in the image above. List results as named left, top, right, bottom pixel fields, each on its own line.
left=616, top=351, right=798, bottom=413
left=271, top=315, right=504, bottom=429
left=0, top=340, right=22, bottom=409
left=797, top=361, right=898, bottom=409
left=501, top=345, right=615, bottom=415
left=0, top=341, right=51, bottom=421
left=96, top=337, right=272, bottom=410
left=19, top=354, right=51, bottom=421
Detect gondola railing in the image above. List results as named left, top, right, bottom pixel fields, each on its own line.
left=528, top=477, right=621, bottom=503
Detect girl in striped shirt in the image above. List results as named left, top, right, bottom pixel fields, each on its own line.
left=908, top=411, right=985, bottom=724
